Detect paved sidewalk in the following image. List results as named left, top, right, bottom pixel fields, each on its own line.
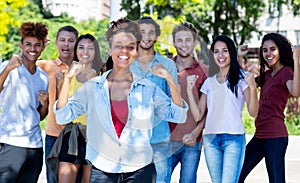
left=38, top=135, right=300, bottom=183
left=170, top=135, right=300, bottom=183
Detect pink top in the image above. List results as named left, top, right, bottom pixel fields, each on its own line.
left=110, top=99, right=128, bottom=138
left=255, top=67, right=293, bottom=138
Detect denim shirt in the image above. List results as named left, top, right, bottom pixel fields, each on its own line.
left=54, top=71, right=188, bottom=173
left=130, top=52, right=178, bottom=144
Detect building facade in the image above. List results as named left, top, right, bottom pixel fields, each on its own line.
left=247, top=2, right=300, bottom=47
left=42, top=0, right=110, bottom=21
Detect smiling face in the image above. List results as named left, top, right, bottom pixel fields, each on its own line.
left=139, top=23, right=157, bottom=50
left=262, top=40, right=280, bottom=68
left=108, top=32, right=138, bottom=70
left=55, top=30, right=77, bottom=63
left=174, top=30, right=196, bottom=58
left=213, top=41, right=231, bottom=70
left=76, top=38, right=95, bottom=67
left=19, top=36, right=44, bottom=63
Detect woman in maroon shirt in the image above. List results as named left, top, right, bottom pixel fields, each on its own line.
left=238, top=33, right=300, bottom=183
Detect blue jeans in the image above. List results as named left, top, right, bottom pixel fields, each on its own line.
left=203, top=134, right=245, bottom=183
left=152, top=139, right=172, bottom=183
left=45, top=135, right=57, bottom=183
left=170, top=141, right=201, bottom=183
left=238, top=136, right=288, bottom=183
left=90, top=163, right=156, bottom=183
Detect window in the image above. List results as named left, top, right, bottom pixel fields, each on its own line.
left=279, top=31, right=287, bottom=37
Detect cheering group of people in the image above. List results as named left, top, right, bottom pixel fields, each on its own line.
left=0, top=16, right=299, bottom=183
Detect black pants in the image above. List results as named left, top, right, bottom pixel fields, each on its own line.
left=90, top=163, right=156, bottom=183
left=0, top=143, right=43, bottom=183
left=238, top=136, right=288, bottom=183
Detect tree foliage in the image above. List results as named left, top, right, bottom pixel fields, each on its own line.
left=1, top=0, right=109, bottom=62
left=144, top=0, right=266, bottom=46
left=31, top=0, right=54, bottom=18
left=268, top=0, right=300, bottom=16
left=292, top=0, right=300, bottom=15
left=0, top=0, right=27, bottom=59
left=120, top=0, right=141, bottom=20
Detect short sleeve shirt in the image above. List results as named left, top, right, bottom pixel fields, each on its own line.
left=201, top=74, right=248, bottom=135
left=255, top=67, right=293, bottom=138
left=36, top=59, right=69, bottom=137
left=0, top=61, right=48, bottom=148
left=169, top=58, right=208, bottom=142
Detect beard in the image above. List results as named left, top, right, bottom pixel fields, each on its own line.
left=177, top=50, right=192, bottom=58
left=139, top=40, right=156, bottom=50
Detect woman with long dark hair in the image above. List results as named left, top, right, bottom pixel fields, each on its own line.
left=187, top=35, right=258, bottom=183
left=239, top=33, right=300, bottom=183
left=48, top=33, right=103, bottom=183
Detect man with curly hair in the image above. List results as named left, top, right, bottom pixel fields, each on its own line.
left=0, top=22, right=49, bottom=182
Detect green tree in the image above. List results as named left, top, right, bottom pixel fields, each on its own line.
left=121, top=0, right=266, bottom=64
left=0, top=0, right=27, bottom=59
left=31, top=0, right=54, bottom=18
left=120, top=0, right=141, bottom=20
left=3, top=0, right=50, bottom=60
left=144, top=0, right=265, bottom=46
left=268, top=0, right=300, bottom=16
left=1, top=0, right=109, bottom=62
left=292, top=0, right=300, bottom=15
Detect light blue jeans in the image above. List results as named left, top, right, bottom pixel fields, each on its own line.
left=203, top=134, right=245, bottom=183
left=152, top=139, right=172, bottom=183
left=170, top=141, right=201, bottom=183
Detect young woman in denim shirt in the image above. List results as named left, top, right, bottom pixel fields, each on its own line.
left=54, top=18, right=188, bottom=183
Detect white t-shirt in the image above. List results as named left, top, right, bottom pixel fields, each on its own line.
left=0, top=61, right=48, bottom=148
left=200, top=74, right=248, bottom=135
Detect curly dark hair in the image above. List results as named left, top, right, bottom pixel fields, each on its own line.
left=210, top=35, right=244, bottom=97
left=19, top=22, right=48, bottom=44
left=105, top=17, right=142, bottom=47
left=259, top=33, right=294, bottom=86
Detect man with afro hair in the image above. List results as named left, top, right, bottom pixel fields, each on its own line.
left=0, top=22, right=49, bottom=182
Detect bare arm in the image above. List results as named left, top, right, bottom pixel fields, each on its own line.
left=237, top=45, right=249, bottom=67
left=151, top=64, right=183, bottom=107
left=244, top=73, right=259, bottom=117
left=186, top=75, right=207, bottom=122
left=287, top=46, right=300, bottom=97
left=57, top=61, right=85, bottom=109
left=0, top=54, right=22, bottom=92
left=55, top=70, right=66, bottom=100
left=182, top=116, right=206, bottom=146
left=37, top=90, right=49, bottom=120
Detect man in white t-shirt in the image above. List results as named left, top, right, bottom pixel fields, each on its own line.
left=0, top=22, right=49, bottom=183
